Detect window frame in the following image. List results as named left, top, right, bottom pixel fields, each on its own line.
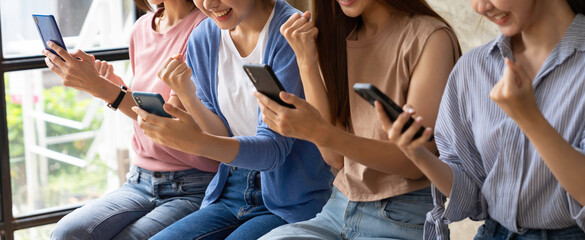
left=0, top=6, right=144, bottom=240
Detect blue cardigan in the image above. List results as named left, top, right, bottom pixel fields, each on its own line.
left=186, top=0, right=333, bottom=223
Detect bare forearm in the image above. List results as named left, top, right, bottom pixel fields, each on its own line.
left=169, top=132, right=239, bottom=164
left=409, top=150, right=454, bottom=196
left=317, top=146, right=344, bottom=170
left=175, top=90, right=229, bottom=136
left=192, top=134, right=238, bottom=164
left=296, top=60, right=346, bottom=170
left=297, top=62, right=331, bottom=121
left=93, top=80, right=138, bottom=120
left=518, top=114, right=585, bottom=205
left=314, top=125, right=424, bottom=179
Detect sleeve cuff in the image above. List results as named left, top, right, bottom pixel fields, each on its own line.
left=228, top=136, right=277, bottom=171
left=424, top=184, right=450, bottom=240
left=567, top=192, right=585, bottom=229
left=443, top=162, right=482, bottom=222
left=229, top=136, right=255, bottom=168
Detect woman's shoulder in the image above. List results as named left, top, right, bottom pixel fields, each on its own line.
left=456, top=37, right=500, bottom=68
left=184, top=8, right=209, bottom=28
left=189, top=17, right=220, bottom=41
left=272, top=0, right=302, bottom=25
left=398, top=14, right=453, bottom=40
left=134, top=10, right=156, bottom=28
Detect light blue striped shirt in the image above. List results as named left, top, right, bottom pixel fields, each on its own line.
left=426, top=14, right=585, bottom=239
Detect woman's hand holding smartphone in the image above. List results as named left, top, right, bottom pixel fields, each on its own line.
left=243, top=64, right=295, bottom=108
left=355, top=83, right=435, bottom=164
left=132, top=92, right=173, bottom=118
left=353, top=83, right=434, bottom=142
left=33, top=14, right=67, bottom=59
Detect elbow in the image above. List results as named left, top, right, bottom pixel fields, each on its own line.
left=404, top=171, right=426, bottom=181
left=402, top=165, right=426, bottom=180
left=323, top=156, right=344, bottom=170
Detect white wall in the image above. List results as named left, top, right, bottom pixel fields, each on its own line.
left=428, top=0, right=499, bottom=53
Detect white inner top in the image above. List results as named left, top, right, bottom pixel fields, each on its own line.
left=217, top=7, right=275, bottom=136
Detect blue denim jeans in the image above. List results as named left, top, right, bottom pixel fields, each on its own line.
left=260, top=187, right=433, bottom=240
left=50, top=166, right=215, bottom=240
left=150, top=167, right=288, bottom=240
left=474, top=218, right=585, bottom=240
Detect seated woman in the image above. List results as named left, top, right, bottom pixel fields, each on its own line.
left=257, top=0, right=459, bottom=239
left=42, top=0, right=218, bottom=239
left=379, top=0, right=585, bottom=239
left=131, top=0, right=333, bottom=239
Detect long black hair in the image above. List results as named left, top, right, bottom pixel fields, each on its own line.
left=568, top=0, right=585, bottom=14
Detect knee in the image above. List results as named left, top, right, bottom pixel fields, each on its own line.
left=51, top=214, right=90, bottom=240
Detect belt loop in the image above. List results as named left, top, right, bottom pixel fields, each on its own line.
left=485, top=218, right=498, bottom=237
left=134, top=166, right=141, bottom=184
left=169, top=170, right=175, bottom=182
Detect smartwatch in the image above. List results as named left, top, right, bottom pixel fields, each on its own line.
left=107, top=85, right=128, bottom=110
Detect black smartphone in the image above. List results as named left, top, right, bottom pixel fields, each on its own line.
left=132, top=92, right=173, bottom=118
left=32, top=14, right=67, bottom=58
left=353, top=83, right=433, bottom=141
left=243, top=64, right=295, bottom=109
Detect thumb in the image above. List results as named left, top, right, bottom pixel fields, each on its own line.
left=163, top=103, right=189, bottom=119
left=302, top=11, right=311, bottom=19
left=72, top=50, right=93, bottom=62
left=505, top=58, right=531, bottom=88
left=280, top=91, right=304, bottom=107
left=501, top=58, right=517, bottom=87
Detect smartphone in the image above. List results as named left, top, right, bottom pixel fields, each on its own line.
left=132, top=92, right=173, bottom=118
left=353, top=83, right=433, bottom=141
left=243, top=64, right=295, bottom=109
left=32, top=14, right=67, bottom=58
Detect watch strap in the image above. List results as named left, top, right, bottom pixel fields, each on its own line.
left=107, top=85, right=128, bottom=110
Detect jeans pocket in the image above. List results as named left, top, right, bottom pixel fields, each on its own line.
left=380, top=197, right=433, bottom=230
left=473, top=224, right=488, bottom=240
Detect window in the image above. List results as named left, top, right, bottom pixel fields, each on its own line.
left=1, top=1, right=135, bottom=239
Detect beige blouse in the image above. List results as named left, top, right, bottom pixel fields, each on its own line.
left=334, top=13, right=460, bottom=201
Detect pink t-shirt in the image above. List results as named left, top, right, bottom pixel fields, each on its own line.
left=129, top=8, right=219, bottom=172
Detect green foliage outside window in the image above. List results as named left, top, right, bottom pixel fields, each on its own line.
left=6, top=77, right=112, bottom=213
